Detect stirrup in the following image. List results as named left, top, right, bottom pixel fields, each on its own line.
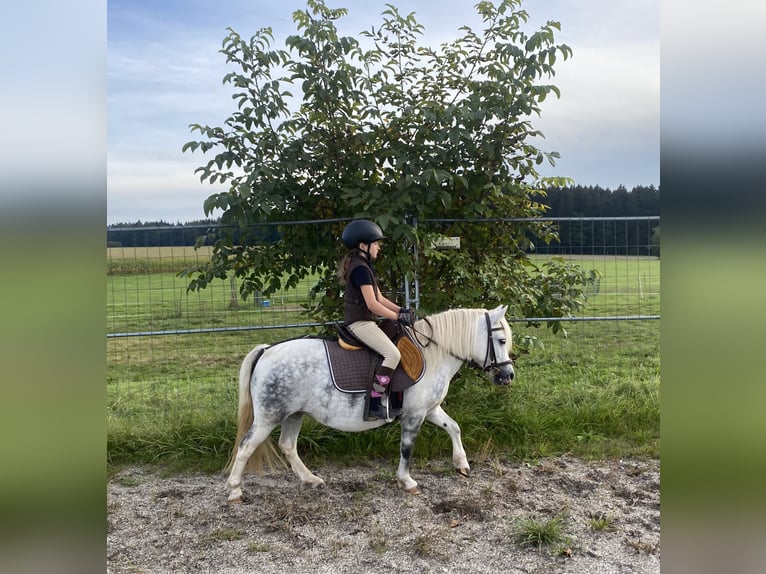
left=367, top=402, right=402, bottom=421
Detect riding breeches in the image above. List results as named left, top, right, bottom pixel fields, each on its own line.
left=347, top=320, right=401, bottom=370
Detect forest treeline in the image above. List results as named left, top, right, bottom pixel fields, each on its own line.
left=107, top=184, right=660, bottom=255
left=543, top=184, right=658, bottom=217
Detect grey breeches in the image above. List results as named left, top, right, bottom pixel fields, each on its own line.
left=347, top=320, right=401, bottom=370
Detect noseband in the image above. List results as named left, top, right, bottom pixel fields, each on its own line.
left=412, top=312, right=513, bottom=373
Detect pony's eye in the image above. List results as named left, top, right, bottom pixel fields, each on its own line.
left=498, top=338, right=507, bottom=346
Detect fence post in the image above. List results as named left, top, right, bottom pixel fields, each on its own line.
left=229, top=276, right=238, bottom=309
left=403, top=216, right=420, bottom=310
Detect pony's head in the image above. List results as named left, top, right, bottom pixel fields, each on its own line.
left=482, top=305, right=515, bottom=386
left=419, top=305, right=515, bottom=385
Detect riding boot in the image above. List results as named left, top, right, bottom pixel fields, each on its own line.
left=365, top=367, right=401, bottom=421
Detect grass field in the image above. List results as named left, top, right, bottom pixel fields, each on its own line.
left=107, top=249, right=659, bottom=333
left=107, top=250, right=659, bottom=473
left=107, top=245, right=214, bottom=275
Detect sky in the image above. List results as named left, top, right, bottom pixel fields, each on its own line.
left=107, top=0, right=659, bottom=224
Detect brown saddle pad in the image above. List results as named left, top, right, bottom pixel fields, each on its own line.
left=323, top=341, right=380, bottom=393
left=323, top=329, right=425, bottom=394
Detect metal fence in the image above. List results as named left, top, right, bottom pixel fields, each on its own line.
left=107, top=216, right=659, bottom=422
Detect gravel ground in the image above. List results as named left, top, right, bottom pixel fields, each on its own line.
left=107, top=456, right=659, bottom=573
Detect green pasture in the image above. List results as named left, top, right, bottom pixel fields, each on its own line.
left=107, top=272, right=320, bottom=334
left=526, top=254, right=660, bottom=317
left=107, top=245, right=214, bottom=275
left=106, top=251, right=660, bottom=334
left=107, top=251, right=660, bottom=473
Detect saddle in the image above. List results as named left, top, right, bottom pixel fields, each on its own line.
left=323, top=320, right=425, bottom=394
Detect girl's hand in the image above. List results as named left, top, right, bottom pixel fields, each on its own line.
left=398, top=308, right=415, bottom=326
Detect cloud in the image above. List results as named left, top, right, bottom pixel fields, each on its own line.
left=538, top=40, right=659, bottom=141
left=107, top=156, right=224, bottom=224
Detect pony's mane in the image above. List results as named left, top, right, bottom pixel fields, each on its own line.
left=416, top=308, right=484, bottom=362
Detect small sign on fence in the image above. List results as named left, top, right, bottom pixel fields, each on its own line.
left=432, top=236, right=461, bottom=249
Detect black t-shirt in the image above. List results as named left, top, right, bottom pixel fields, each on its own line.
left=350, top=265, right=373, bottom=288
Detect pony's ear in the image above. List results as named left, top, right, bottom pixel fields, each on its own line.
left=490, top=304, right=508, bottom=321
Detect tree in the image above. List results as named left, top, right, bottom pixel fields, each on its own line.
left=181, top=0, right=598, bottom=334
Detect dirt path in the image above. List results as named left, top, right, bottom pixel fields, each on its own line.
left=107, top=456, right=659, bottom=573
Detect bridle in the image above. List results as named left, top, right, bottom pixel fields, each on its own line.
left=411, top=312, right=514, bottom=373
left=477, top=311, right=514, bottom=372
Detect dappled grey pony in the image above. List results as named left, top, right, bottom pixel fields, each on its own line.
left=225, top=305, right=515, bottom=501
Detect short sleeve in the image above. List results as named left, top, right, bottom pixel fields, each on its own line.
left=350, top=265, right=373, bottom=288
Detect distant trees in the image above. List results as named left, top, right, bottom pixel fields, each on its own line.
left=532, top=184, right=660, bottom=256
left=106, top=219, right=218, bottom=248
left=107, top=185, right=660, bottom=254
left=543, top=185, right=659, bottom=217
left=538, top=185, right=660, bottom=255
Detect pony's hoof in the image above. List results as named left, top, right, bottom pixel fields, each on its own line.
left=227, top=488, right=243, bottom=504
left=456, top=467, right=470, bottom=478
left=228, top=496, right=243, bottom=504
left=300, top=477, right=325, bottom=489
left=397, top=479, right=421, bottom=495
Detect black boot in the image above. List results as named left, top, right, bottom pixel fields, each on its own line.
left=366, top=394, right=401, bottom=421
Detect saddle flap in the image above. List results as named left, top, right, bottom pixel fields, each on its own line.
left=397, top=329, right=425, bottom=382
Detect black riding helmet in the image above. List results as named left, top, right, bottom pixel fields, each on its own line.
left=341, top=220, right=385, bottom=249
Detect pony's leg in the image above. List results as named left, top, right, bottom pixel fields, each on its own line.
left=278, top=413, right=325, bottom=488
left=426, top=406, right=470, bottom=477
left=396, top=413, right=426, bottom=495
left=225, top=421, right=277, bottom=503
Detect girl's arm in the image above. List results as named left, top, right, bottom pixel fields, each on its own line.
left=360, top=285, right=399, bottom=320
left=378, top=293, right=401, bottom=313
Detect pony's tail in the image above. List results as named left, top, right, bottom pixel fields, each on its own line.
left=223, top=344, right=285, bottom=475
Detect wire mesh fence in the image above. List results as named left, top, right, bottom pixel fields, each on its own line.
left=107, top=217, right=659, bottom=425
